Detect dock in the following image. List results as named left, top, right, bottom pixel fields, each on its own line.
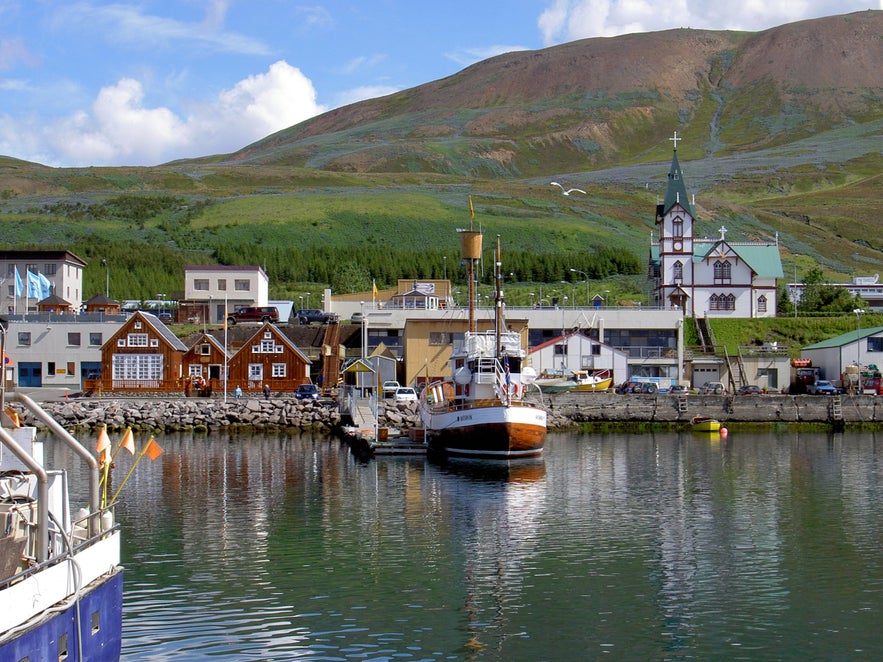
left=341, top=424, right=427, bottom=457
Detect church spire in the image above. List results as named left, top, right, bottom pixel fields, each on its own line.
left=662, top=131, right=695, bottom=218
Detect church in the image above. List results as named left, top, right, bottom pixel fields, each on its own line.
left=648, top=133, right=783, bottom=318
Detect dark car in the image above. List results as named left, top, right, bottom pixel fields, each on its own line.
left=737, top=384, right=764, bottom=395
left=616, top=381, right=657, bottom=394
left=295, top=383, right=320, bottom=400
left=297, top=309, right=337, bottom=325
left=227, top=306, right=279, bottom=325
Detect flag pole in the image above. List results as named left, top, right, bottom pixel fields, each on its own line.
left=109, top=437, right=163, bottom=506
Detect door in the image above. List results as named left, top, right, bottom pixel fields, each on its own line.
left=19, top=362, right=42, bottom=387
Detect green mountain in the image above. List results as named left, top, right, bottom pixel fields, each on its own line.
left=0, top=10, right=881, bottom=302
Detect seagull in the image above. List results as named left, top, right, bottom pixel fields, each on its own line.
left=550, top=181, right=586, bottom=196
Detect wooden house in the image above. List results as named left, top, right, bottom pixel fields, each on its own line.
left=36, top=293, right=74, bottom=314
left=226, top=323, right=312, bottom=394
left=182, top=333, right=230, bottom=396
left=83, top=293, right=122, bottom=315
left=90, top=311, right=187, bottom=393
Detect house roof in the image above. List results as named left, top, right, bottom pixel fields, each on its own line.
left=84, top=293, right=119, bottom=305
left=237, top=323, right=311, bottom=363
left=186, top=333, right=230, bottom=359
left=693, top=241, right=784, bottom=279
left=0, top=249, right=87, bottom=267
left=138, top=312, right=189, bottom=351
left=803, top=326, right=883, bottom=350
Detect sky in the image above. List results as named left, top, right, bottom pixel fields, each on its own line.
left=0, top=1, right=878, bottom=168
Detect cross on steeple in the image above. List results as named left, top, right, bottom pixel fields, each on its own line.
left=669, top=131, right=681, bottom=150
left=719, top=225, right=728, bottom=241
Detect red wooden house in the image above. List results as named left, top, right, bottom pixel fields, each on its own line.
left=227, top=323, right=311, bottom=394
left=90, top=311, right=187, bottom=392
left=182, top=333, right=230, bottom=396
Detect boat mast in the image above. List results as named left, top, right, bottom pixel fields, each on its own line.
left=459, top=199, right=482, bottom=334
left=494, top=235, right=504, bottom=356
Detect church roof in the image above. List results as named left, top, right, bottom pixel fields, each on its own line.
left=662, top=147, right=695, bottom=218
left=693, top=241, right=784, bottom=279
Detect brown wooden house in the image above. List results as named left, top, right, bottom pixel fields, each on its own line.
left=227, top=323, right=311, bottom=394
left=89, top=311, right=186, bottom=393
left=83, top=293, right=122, bottom=315
left=36, top=293, right=74, bottom=314
left=182, top=333, right=230, bottom=396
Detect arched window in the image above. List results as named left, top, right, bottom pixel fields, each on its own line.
left=673, top=261, right=683, bottom=281
left=672, top=216, right=683, bottom=238
left=714, top=260, right=732, bottom=282
left=709, top=294, right=719, bottom=310
left=726, top=293, right=736, bottom=310
left=758, top=295, right=767, bottom=313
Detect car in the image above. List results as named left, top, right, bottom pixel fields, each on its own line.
left=807, top=379, right=838, bottom=395
left=393, top=386, right=418, bottom=403
left=297, top=308, right=337, bottom=325
left=669, top=384, right=689, bottom=396
left=227, top=306, right=279, bottom=325
left=295, top=383, right=320, bottom=400
left=699, top=381, right=727, bottom=395
left=351, top=311, right=364, bottom=323
left=157, top=311, right=174, bottom=323
left=615, top=381, right=658, bottom=394
left=382, top=380, right=401, bottom=398
left=737, top=384, right=764, bottom=395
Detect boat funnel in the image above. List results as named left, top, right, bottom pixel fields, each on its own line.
left=459, top=230, right=482, bottom=260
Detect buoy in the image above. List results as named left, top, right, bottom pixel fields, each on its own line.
left=720, top=427, right=728, bottom=437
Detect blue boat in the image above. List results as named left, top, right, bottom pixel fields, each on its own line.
left=0, top=387, right=123, bottom=661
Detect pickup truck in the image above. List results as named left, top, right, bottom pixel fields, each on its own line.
left=227, top=306, right=279, bottom=325
left=297, top=309, right=337, bottom=325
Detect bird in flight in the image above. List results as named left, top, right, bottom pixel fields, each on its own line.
left=550, top=182, right=586, bottom=196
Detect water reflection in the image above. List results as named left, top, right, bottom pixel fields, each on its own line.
left=42, top=429, right=883, bottom=660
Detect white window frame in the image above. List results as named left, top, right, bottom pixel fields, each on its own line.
left=272, top=363, right=286, bottom=377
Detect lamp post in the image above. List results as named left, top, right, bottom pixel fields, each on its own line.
left=101, top=258, right=109, bottom=298
left=855, top=307, right=865, bottom=374
left=306, top=292, right=311, bottom=309
left=569, top=268, right=589, bottom=306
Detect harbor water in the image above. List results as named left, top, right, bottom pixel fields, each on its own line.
left=52, top=429, right=883, bottom=660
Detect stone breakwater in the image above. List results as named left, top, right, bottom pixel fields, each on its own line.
left=12, top=392, right=880, bottom=434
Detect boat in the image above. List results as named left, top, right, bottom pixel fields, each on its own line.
left=691, top=416, right=722, bottom=432
left=537, top=369, right=613, bottom=393
left=419, top=223, right=547, bottom=458
left=0, top=325, right=123, bottom=660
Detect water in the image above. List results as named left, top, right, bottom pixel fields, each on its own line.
left=53, top=430, right=883, bottom=660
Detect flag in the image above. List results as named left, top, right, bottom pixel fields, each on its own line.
left=38, top=272, right=52, bottom=298
left=372, top=279, right=378, bottom=298
left=96, top=425, right=110, bottom=457
left=144, top=437, right=164, bottom=460
left=119, top=427, right=135, bottom=455
left=469, top=196, right=474, bottom=219
left=14, top=267, right=22, bottom=297
left=504, top=356, right=511, bottom=390
left=26, top=270, right=41, bottom=299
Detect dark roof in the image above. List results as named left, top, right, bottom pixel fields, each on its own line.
left=661, top=149, right=696, bottom=218
left=0, top=249, right=87, bottom=267
left=84, top=293, right=119, bottom=305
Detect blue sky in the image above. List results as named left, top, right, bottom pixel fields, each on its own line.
left=0, top=1, right=877, bottom=167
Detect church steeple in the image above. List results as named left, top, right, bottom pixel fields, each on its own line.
left=661, top=131, right=695, bottom=218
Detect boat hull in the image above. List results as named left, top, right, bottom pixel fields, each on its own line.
left=0, top=566, right=123, bottom=662
left=424, top=403, right=547, bottom=458
left=691, top=418, right=722, bottom=432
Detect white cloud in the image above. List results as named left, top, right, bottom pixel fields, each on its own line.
left=0, top=60, right=326, bottom=166
left=538, top=0, right=879, bottom=44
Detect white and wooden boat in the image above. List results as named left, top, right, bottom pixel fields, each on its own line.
left=537, top=369, right=613, bottom=393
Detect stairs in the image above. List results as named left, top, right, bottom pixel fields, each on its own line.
left=321, top=321, right=342, bottom=392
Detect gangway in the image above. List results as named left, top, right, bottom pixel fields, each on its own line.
left=321, top=320, right=342, bottom=394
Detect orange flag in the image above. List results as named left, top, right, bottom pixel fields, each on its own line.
left=96, top=425, right=110, bottom=459
left=119, top=428, right=135, bottom=455
left=144, top=437, right=164, bottom=461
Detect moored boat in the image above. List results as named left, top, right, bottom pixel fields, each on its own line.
left=0, top=322, right=123, bottom=661
left=419, top=219, right=547, bottom=458
left=691, top=415, right=722, bottom=432
left=537, top=369, right=612, bottom=393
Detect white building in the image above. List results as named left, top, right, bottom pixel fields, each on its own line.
left=0, top=250, right=87, bottom=314
left=802, top=325, right=883, bottom=383
left=528, top=332, right=629, bottom=385
left=649, top=134, right=783, bottom=318
left=183, top=265, right=269, bottom=323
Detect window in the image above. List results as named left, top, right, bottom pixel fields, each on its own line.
left=757, top=368, right=778, bottom=389
left=48, top=362, right=56, bottom=376
left=554, top=344, right=568, bottom=355
left=112, top=354, right=163, bottom=380
left=868, top=337, right=883, bottom=353
left=90, top=332, right=103, bottom=346
left=673, top=261, right=683, bottom=281
left=127, top=333, right=149, bottom=347
left=249, top=364, right=263, bottom=380
left=429, top=332, right=453, bottom=345
left=234, top=279, right=250, bottom=291
left=18, top=332, right=30, bottom=346
left=194, top=279, right=209, bottom=291
left=217, top=278, right=226, bottom=291
left=757, top=295, right=767, bottom=313
left=272, top=363, right=286, bottom=377
left=6, top=284, right=12, bottom=297
left=68, top=332, right=81, bottom=346
left=672, top=217, right=683, bottom=238
left=199, top=344, right=211, bottom=355
left=67, top=362, right=75, bottom=375
left=188, top=365, right=203, bottom=377
left=5, top=264, right=14, bottom=277
left=591, top=344, right=601, bottom=356
left=43, top=264, right=57, bottom=275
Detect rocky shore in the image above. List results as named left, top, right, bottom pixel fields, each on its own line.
left=9, top=391, right=882, bottom=435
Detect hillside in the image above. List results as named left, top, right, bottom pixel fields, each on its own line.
left=0, top=10, right=881, bottom=303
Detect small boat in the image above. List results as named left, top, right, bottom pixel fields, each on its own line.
left=537, top=369, right=612, bottom=393
left=691, top=416, right=722, bottom=432
left=0, top=331, right=123, bottom=661
left=419, top=221, right=547, bottom=459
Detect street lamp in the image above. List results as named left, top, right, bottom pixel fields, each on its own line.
left=569, top=268, right=589, bottom=306
left=306, top=292, right=311, bottom=309
left=101, top=258, right=109, bottom=298
left=855, top=308, right=865, bottom=374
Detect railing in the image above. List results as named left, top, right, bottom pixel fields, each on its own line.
left=613, top=346, right=678, bottom=360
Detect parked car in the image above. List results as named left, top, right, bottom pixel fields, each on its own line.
left=699, top=381, right=727, bottom=395
left=295, top=383, right=320, bottom=400
left=351, top=311, right=364, bottom=323
left=382, top=381, right=401, bottom=398
left=227, top=306, right=279, bottom=325
left=393, top=386, right=418, bottom=403
left=157, top=311, right=174, bottom=323
left=297, top=308, right=337, bottom=325
left=737, top=384, right=764, bottom=395
left=807, top=379, right=838, bottom=395
left=616, top=381, right=658, bottom=394
left=668, top=384, right=689, bottom=396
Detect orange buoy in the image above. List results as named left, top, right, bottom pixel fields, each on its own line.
left=720, top=427, right=728, bottom=437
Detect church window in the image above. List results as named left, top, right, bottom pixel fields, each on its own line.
left=673, top=261, right=683, bottom=281
left=714, top=260, right=732, bottom=283
left=758, top=295, right=767, bottom=313
left=726, top=293, right=735, bottom=310
left=672, top=217, right=683, bottom=238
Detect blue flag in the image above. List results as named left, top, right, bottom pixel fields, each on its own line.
left=26, top=270, right=41, bottom=299
left=38, top=272, right=51, bottom=298
left=14, top=267, right=22, bottom=297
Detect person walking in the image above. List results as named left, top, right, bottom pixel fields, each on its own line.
left=234, top=385, right=242, bottom=400
left=263, top=384, right=271, bottom=399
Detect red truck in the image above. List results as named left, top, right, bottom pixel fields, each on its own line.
left=226, top=306, right=279, bottom=325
